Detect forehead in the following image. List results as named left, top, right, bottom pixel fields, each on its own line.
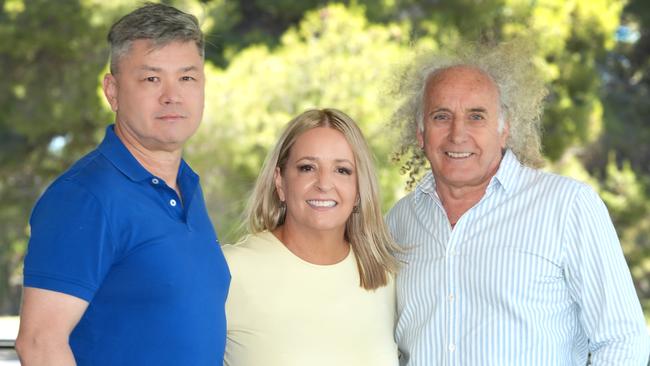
left=425, top=66, right=500, bottom=108
left=120, top=39, right=203, bottom=68
left=289, top=127, right=354, bottom=159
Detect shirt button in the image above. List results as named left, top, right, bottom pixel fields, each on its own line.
left=151, top=178, right=159, bottom=184
left=448, top=294, right=454, bottom=301
left=169, top=199, right=177, bottom=207
left=448, top=344, right=456, bottom=352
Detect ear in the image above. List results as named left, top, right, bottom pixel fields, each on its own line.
left=274, top=167, right=285, bottom=202
left=500, top=120, right=510, bottom=148
left=102, top=73, right=119, bottom=112
left=416, top=127, right=425, bottom=149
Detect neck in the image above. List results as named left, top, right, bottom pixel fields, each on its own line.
left=272, top=223, right=349, bottom=265
left=115, top=124, right=182, bottom=195
left=435, top=180, right=490, bottom=228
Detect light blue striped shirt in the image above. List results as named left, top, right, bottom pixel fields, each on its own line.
left=387, top=150, right=650, bottom=365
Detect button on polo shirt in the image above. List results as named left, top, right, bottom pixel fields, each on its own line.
left=24, top=125, right=231, bottom=366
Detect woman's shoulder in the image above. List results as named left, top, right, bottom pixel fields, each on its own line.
left=221, top=231, right=280, bottom=262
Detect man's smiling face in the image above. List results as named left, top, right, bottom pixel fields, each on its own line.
left=418, top=66, right=509, bottom=192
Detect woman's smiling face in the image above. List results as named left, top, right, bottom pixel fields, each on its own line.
left=275, top=127, right=358, bottom=236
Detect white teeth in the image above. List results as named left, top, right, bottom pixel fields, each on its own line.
left=307, top=200, right=337, bottom=207
left=446, top=152, right=472, bottom=158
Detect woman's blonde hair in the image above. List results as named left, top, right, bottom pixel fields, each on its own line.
left=245, top=108, right=399, bottom=290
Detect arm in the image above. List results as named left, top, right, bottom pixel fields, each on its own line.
left=564, top=185, right=650, bottom=365
left=16, top=287, right=88, bottom=366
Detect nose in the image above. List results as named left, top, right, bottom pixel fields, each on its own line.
left=159, top=80, right=181, bottom=105
left=315, top=170, right=334, bottom=192
left=448, top=119, right=467, bottom=144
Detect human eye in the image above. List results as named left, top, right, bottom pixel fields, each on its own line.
left=336, top=167, right=353, bottom=175
left=181, top=75, right=196, bottom=82
left=469, top=113, right=485, bottom=121
left=141, top=76, right=162, bottom=83
left=298, top=164, right=315, bottom=172
left=431, top=113, right=450, bottom=121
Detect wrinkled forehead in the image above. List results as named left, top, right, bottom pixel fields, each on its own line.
left=425, top=65, right=500, bottom=106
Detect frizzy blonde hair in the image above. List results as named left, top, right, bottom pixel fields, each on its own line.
left=391, top=39, right=548, bottom=187
left=245, top=108, right=399, bottom=290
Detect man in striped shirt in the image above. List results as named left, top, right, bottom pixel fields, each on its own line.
left=387, top=42, right=650, bottom=365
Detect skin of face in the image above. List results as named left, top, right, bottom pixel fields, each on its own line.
left=275, top=127, right=358, bottom=238
left=102, top=39, right=205, bottom=154
left=418, top=66, right=509, bottom=193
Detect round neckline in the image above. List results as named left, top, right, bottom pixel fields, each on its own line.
left=261, top=231, right=354, bottom=268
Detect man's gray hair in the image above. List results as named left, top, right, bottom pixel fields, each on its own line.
left=391, top=39, right=548, bottom=182
left=107, top=2, right=204, bottom=74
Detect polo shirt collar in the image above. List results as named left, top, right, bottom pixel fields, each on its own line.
left=177, top=159, right=199, bottom=209
left=97, top=124, right=153, bottom=182
left=414, top=148, right=522, bottom=202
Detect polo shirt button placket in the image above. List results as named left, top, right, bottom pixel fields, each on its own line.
left=167, top=196, right=184, bottom=221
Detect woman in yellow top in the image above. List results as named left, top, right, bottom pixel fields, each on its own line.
left=223, top=108, right=399, bottom=366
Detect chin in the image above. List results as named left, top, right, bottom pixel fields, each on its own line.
left=160, top=133, right=192, bottom=145
left=307, top=221, right=348, bottom=233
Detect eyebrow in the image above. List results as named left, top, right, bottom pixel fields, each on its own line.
left=138, top=65, right=200, bottom=73
left=430, top=107, right=489, bottom=113
left=468, top=107, right=488, bottom=113
left=296, top=156, right=355, bottom=165
left=430, top=107, right=452, bottom=114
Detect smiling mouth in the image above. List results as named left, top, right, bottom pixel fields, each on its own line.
left=306, top=200, right=337, bottom=208
left=446, top=151, right=473, bottom=159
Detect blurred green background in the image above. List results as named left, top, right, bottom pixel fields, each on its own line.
left=1, top=0, right=649, bottom=327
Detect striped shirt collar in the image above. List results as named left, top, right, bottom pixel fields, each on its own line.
left=414, top=149, right=522, bottom=203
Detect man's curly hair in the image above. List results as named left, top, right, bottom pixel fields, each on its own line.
left=390, top=39, right=548, bottom=188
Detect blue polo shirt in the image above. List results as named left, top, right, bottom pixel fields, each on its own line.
left=24, top=125, right=230, bottom=365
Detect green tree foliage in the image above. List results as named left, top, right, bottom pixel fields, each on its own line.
left=190, top=4, right=412, bottom=240
left=1, top=0, right=649, bottom=323
left=530, top=0, right=622, bottom=160
left=0, top=0, right=111, bottom=313
left=190, top=0, right=650, bottom=319
left=599, top=157, right=650, bottom=308
left=360, top=0, right=623, bottom=161
left=590, top=0, right=650, bottom=315
left=0, top=0, right=220, bottom=314
left=201, top=0, right=331, bottom=66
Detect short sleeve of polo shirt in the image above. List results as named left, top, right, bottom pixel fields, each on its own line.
left=24, top=178, right=116, bottom=302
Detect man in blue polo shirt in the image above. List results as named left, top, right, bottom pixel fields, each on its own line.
left=16, top=3, right=230, bottom=365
